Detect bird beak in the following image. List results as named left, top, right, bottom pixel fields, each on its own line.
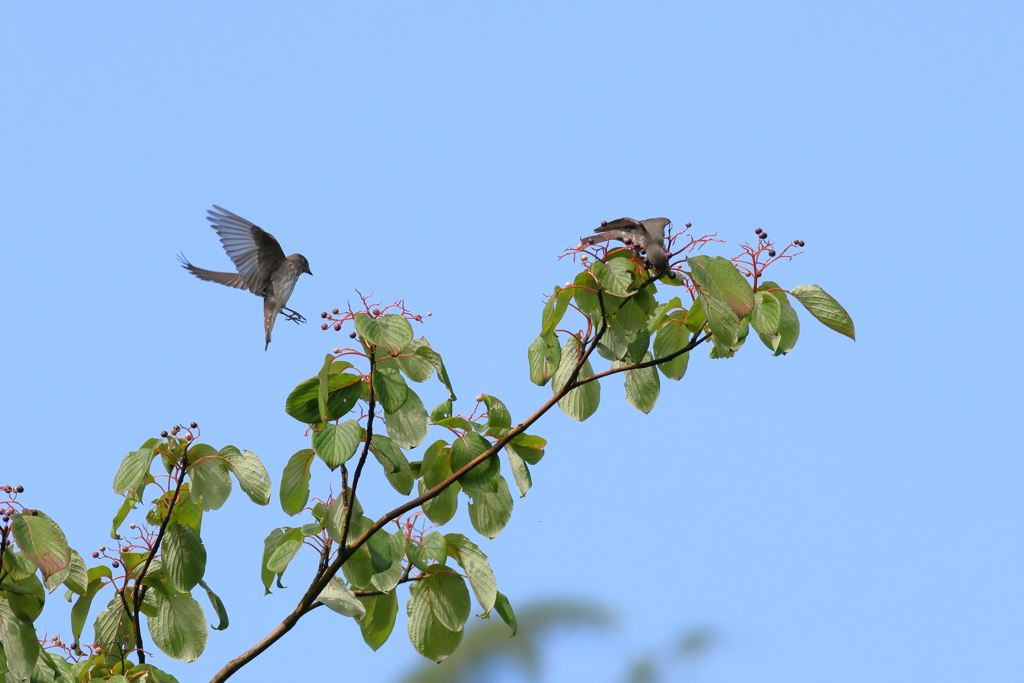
left=306, top=267, right=313, bottom=276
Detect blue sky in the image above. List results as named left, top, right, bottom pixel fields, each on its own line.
left=2, top=2, right=1022, bottom=681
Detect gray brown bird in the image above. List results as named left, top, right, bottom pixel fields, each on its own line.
left=179, top=206, right=312, bottom=350
left=583, top=217, right=672, bottom=273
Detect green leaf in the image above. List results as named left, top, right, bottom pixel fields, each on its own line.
left=467, top=476, right=514, bottom=539
left=163, top=521, right=206, bottom=592
left=285, top=371, right=363, bottom=425
left=507, top=433, right=546, bottom=465
left=398, top=338, right=435, bottom=382
left=430, top=399, right=453, bottom=422
left=540, top=286, right=574, bottom=338
left=687, top=255, right=755, bottom=318
left=188, top=445, right=232, bottom=511
left=789, top=285, right=856, bottom=340
left=265, top=527, right=303, bottom=576
left=146, top=592, right=208, bottom=662
left=756, top=284, right=800, bottom=355
left=356, top=591, right=398, bottom=651
left=197, top=579, right=229, bottom=631
left=280, top=449, right=314, bottom=516
left=110, top=497, right=135, bottom=540
left=435, top=416, right=475, bottom=431
left=616, top=351, right=661, bottom=413
left=71, top=570, right=109, bottom=643
left=700, top=293, right=740, bottom=356
left=750, top=290, right=781, bottom=335
left=316, top=353, right=336, bottom=422
left=652, top=317, right=691, bottom=380
left=354, top=313, right=414, bottom=355
left=318, top=576, right=366, bottom=618
left=624, top=326, right=650, bottom=364
left=366, top=528, right=395, bottom=573
left=450, top=431, right=498, bottom=492
left=0, top=597, right=40, bottom=680
left=527, top=333, right=561, bottom=386
left=572, top=270, right=602, bottom=320
left=611, top=296, right=648, bottom=332
left=407, top=578, right=464, bottom=662
left=420, top=479, right=460, bottom=526
left=312, top=420, right=364, bottom=470
left=414, top=346, right=457, bottom=400
left=6, top=573, right=44, bottom=623
left=505, top=447, right=532, bottom=497
left=591, top=259, right=632, bottom=295
left=46, top=548, right=87, bottom=595
left=493, top=591, right=517, bottom=636
left=685, top=295, right=707, bottom=332
left=10, top=511, right=70, bottom=582
left=385, top=387, right=429, bottom=449
left=444, top=534, right=496, bottom=612
left=479, top=394, right=512, bottom=436
left=369, top=435, right=415, bottom=495
left=551, top=336, right=600, bottom=421
left=372, top=358, right=410, bottom=414
left=421, top=440, right=452, bottom=487
left=218, top=446, right=272, bottom=506
left=596, top=316, right=628, bottom=361
left=113, top=439, right=158, bottom=501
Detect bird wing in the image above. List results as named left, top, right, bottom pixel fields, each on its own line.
left=207, top=205, right=286, bottom=295
left=639, top=218, right=671, bottom=243
left=582, top=217, right=643, bottom=245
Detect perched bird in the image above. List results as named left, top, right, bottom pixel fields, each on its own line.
left=583, top=217, right=672, bottom=274
left=179, top=206, right=312, bottom=350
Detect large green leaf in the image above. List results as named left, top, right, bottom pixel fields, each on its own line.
left=197, top=579, right=229, bottom=631
left=146, top=592, right=207, bottom=662
left=687, top=255, right=755, bottom=318
left=505, top=447, right=532, bottom=497
left=385, top=388, right=429, bottom=449
left=572, top=270, right=602, bottom=320
left=414, top=346, right=457, bottom=400
left=280, top=449, right=314, bottom=516
left=354, top=313, right=414, bottom=355
left=540, top=285, right=574, bottom=338
left=46, top=548, right=87, bottom=595
left=113, top=438, right=158, bottom=501
left=0, top=597, right=40, bottom=680
left=615, top=352, right=661, bottom=413
left=163, top=521, right=206, bottom=592
left=264, top=527, right=303, bottom=577
left=318, top=576, right=366, bottom=618
left=652, top=317, right=691, bottom=380
left=356, top=591, right=398, bottom=651
left=494, top=591, right=517, bottom=636
left=699, top=293, right=740, bottom=356
left=756, top=284, right=800, bottom=355
left=398, top=338, right=435, bottom=382
left=551, top=336, right=600, bottom=421
left=5, top=573, right=44, bottom=623
left=450, top=431, right=498, bottom=493
left=312, top=420, right=364, bottom=470
left=790, top=285, right=856, bottom=340
left=407, top=578, right=465, bottom=662
left=444, top=534, right=497, bottom=612
left=10, top=511, right=70, bottom=582
left=467, top=476, right=514, bottom=539
left=420, top=479, right=459, bottom=526
left=285, top=371, right=363, bottom=425
left=218, top=446, right=272, bottom=506
left=527, top=333, right=561, bottom=386
left=750, top=290, right=781, bottom=335
left=369, top=435, right=414, bottom=495
left=188, top=445, right=232, bottom=511
left=71, top=568, right=110, bottom=643
left=372, top=358, right=410, bottom=414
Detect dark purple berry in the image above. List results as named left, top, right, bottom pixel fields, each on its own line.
left=798, top=239, right=806, bottom=246
left=768, top=249, right=777, bottom=257
left=623, top=237, right=632, bottom=245
left=92, top=552, right=99, bottom=558
left=333, top=323, right=342, bottom=331
left=348, top=331, right=356, bottom=339
left=14, top=486, right=23, bottom=493
left=320, top=312, right=328, bottom=319
left=755, top=228, right=763, bottom=234
left=30, top=510, right=37, bottom=516
left=685, top=222, right=692, bottom=228
left=190, top=422, right=197, bottom=429
left=160, top=431, right=168, bottom=438
left=321, top=323, right=329, bottom=330
left=600, top=221, right=608, bottom=226
left=793, top=239, right=800, bottom=245
left=760, top=233, right=768, bottom=240
left=112, top=561, right=120, bottom=568
left=372, top=309, right=381, bottom=316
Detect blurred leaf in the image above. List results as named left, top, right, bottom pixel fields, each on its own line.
left=0, top=597, right=40, bottom=680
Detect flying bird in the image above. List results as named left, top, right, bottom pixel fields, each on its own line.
left=179, top=205, right=312, bottom=350
left=583, top=217, right=672, bottom=273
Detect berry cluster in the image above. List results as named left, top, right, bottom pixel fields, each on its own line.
left=0, top=484, right=25, bottom=522
left=159, top=421, right=199, bottom=441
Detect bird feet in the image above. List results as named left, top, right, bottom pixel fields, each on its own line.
left=281, top=307, right=307, bottom=325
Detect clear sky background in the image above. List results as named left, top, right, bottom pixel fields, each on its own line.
left=2, top=2, right=1022, bottom=682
